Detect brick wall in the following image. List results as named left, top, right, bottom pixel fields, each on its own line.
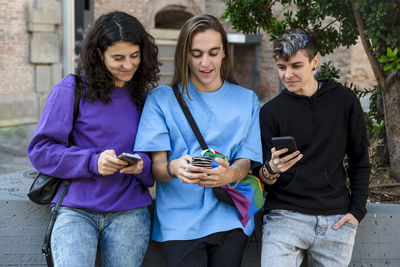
left=0, top=0, right=34, bottom=95
left=93, top=0, right=204, bottom=28
left=0, top=0, right=377, bottom=127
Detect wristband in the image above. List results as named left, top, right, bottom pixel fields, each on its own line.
left=166, top=160, right=176, bottom=178
left=265, top=160, right=278, bottom=175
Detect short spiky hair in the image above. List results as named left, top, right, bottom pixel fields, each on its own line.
left=273, top=28, right=318, bottom=61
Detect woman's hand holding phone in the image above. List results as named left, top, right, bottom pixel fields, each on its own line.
left=97, top=150, right=145, bottom=176
left=119, top=159, right=144, bottom=174
left=97, top=149, right=128, bottom=176
left=118, top=153, right=144, bottom=174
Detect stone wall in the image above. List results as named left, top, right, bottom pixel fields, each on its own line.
left=0, top=0, right=62, bottom=127
left=88, top=0, right=380, bottom=103
left=0, top=0, right=377, bottom=127
left=350, top=37, right=377, bottom=91
left=93, top=0, right=204, bottom=28
left=0, top=0, right=33, bottom=96
left=0, top=0, right=35, bottom=126
left=1, top=170, right=399, bottom=266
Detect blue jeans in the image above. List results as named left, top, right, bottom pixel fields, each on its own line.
left=51, top=206, right=150, bottom=267
left=261, top=209, right=358, bottom=267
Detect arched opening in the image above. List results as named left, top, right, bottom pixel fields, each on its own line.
left=155, top=6, right=193, bottom=29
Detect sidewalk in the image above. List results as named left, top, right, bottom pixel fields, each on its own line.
left=0, top=124, right=36, bottom=174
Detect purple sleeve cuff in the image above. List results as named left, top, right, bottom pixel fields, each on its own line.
left=134, top=152, right=154, bottom=187
left=89, top=153, right=100, bottom=175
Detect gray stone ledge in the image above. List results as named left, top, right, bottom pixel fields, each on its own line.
left=0, top=93, right=39, bottom=127
left=1, top=169, right=399, bottom=266
left=27, top=23, right=56, bottom=33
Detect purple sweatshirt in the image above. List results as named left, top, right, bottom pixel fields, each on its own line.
left=27, top=75, right=154, bottom=212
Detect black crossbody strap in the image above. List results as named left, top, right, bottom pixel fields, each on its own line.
left=42, top=74, right=82, bottom=266
left=68, top=74, right=83, bottom=145
left=42, top=180, right=71, bottom=262
left=172, top=85, right=236, bottom=207
left=172, top=85, right=208, bottom=151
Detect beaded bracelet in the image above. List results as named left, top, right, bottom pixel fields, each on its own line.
left=262, top=164, right=280, bottom=180
left=166, top=160, right=176, bottom=178
left=228, top=165, right=242, bottom=189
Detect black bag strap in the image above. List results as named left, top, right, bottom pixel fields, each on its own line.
left=42, top=179, right=71, bottom=262
left=42, top=74, right=83, bottom=266
left=172, top=85, right=208, bottom=151
left=172, top=85, right=236, bottom=206
left=68, top=74, right=83, bottom=145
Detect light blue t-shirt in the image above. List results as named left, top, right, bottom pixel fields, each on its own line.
left=134, top=81, right=262, bottom=242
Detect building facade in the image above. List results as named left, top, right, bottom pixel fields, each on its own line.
left=0, top=0, right=376, bottom=127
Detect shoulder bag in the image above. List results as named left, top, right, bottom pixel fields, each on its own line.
left=28, top=74, right=83, bottom=204
left=27, top=74, right=83, bottom=267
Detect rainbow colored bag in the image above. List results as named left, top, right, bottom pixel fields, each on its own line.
left=204, top=149, right=265, bottom=227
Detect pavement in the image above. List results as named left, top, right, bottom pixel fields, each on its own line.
left=0, top=124, right=37, bottom=174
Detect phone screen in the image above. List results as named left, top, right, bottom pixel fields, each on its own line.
left=271, top=136, right=298, bottom=158
left=117, top=153, right=141, bottom=166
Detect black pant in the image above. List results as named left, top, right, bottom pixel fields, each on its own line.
left=162, top=228, right=249, bottom=267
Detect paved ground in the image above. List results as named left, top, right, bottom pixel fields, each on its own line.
left=0, top=124, right=37, bottom=174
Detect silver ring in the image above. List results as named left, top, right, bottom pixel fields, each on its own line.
left=207, top=176, right=211, bottom=181
left=185, top=167, right=188, bottom=173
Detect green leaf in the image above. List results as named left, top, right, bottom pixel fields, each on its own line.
left=396, top=64, right=400, bottom=70
left=394, top=47, right=399, bottom=56
left=378, top=55, right=391, bottom=63
left=372, top=120, right=385, bottom=134
left=384, top=63, right=394, bottom=71
left=387, top=47, right=394, bottom=57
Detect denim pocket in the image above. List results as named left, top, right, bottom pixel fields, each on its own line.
left=343, top=222, right=359, bottom=229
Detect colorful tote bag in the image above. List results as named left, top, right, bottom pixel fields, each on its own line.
left=203, top=149, right=265, bottom=226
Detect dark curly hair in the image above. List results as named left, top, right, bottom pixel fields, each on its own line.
left=77, top=11, right=160, bottom=110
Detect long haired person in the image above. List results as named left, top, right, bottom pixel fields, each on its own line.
left=27, top=11, right=159, bottom=266
left=135, top=14, right=262, bottom=267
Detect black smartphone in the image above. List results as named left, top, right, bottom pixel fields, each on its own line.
left=271, top=136, right=298, bottom=158
left=117, top=153, right=142, bottom=166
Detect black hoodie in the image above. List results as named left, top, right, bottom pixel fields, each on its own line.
left=260, top=80, right=371, bottom=222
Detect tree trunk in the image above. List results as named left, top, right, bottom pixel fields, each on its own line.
left=375, top=90, right=390, bottom=166
left=382, top=78, right=400, bottom=181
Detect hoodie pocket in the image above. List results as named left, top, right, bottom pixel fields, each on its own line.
left=275, top=169, right=349, bottom=210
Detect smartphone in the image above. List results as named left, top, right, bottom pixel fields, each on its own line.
left=271, top=136, right=298, bottom=158
left=117, top=153, right=142, bottom=166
